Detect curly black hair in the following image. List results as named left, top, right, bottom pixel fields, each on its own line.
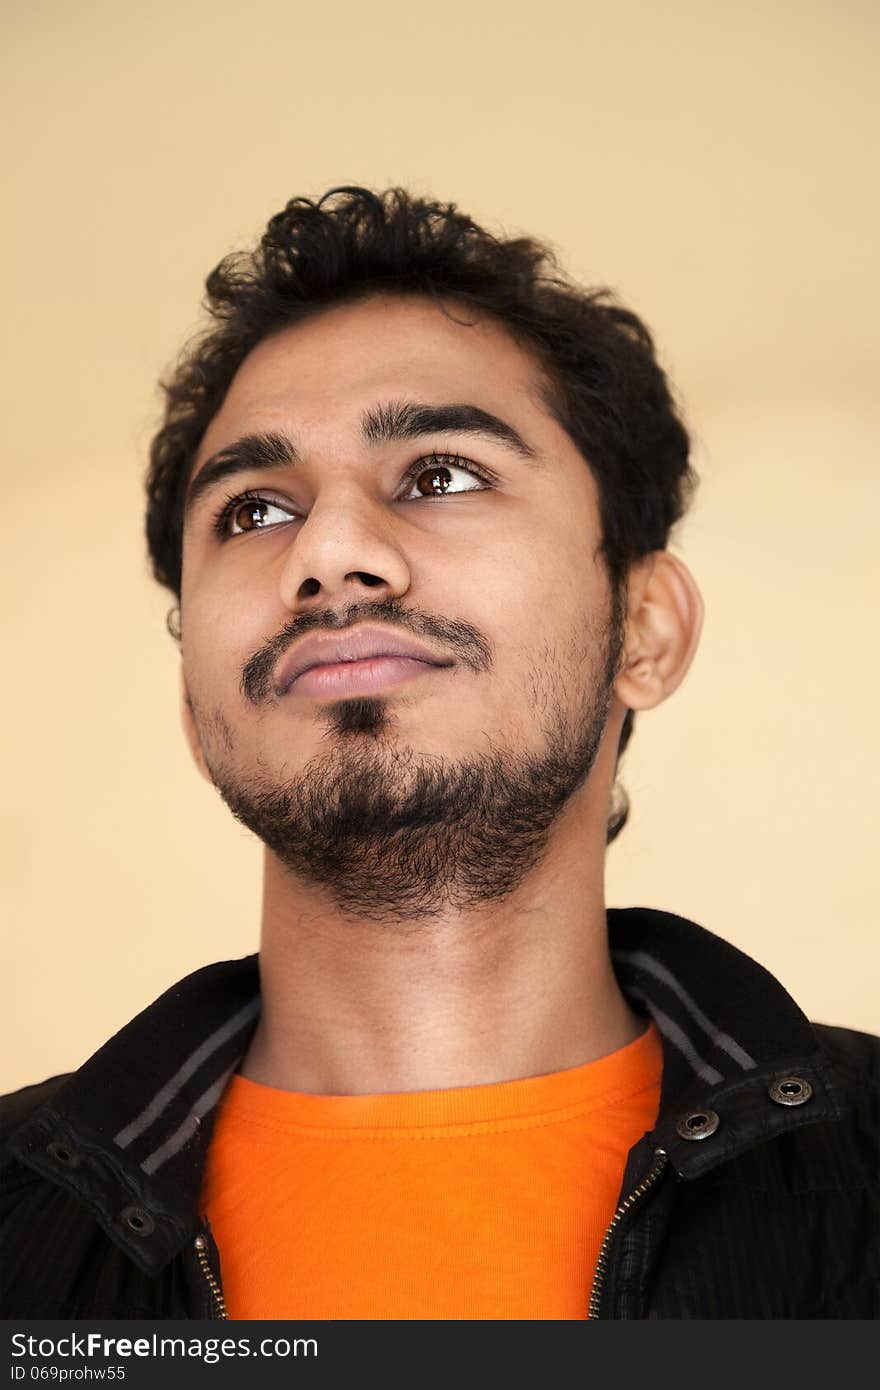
left=146, top=185, right=697, bottom=842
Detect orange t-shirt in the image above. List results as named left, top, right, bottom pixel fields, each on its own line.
left=200, top=1022, right=662, bottom=1320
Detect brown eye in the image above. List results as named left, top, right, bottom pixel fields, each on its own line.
left=415, top=465, right=455, bottom=496
left=216, top=494, right=297, bottom=538
left=234, top=499, right=271, bottom=531
left=404, top=458, right=489, bottom=500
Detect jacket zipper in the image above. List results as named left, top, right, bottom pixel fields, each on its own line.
left=587, top=1147, right=669, bottom=1319
left=193, top=1233, right=228, bottom=1320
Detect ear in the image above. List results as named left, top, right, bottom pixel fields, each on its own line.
left=179, top=668, right=214, bottom=784
left=614, top=551, right=704, bottom=712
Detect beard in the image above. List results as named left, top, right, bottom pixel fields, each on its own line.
left=198, top=594, right=626, bottom=924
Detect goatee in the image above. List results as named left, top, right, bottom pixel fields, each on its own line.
left=203, top=598, right=625, bottom=923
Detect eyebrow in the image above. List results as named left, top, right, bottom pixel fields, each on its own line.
left=184, top=399, right=542, bottom=518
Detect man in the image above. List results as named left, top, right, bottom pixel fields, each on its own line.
left=1, top=187, right=877, bottom=1320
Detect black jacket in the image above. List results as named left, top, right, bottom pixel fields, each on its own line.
left=2, top=909, right=878, bottom=1319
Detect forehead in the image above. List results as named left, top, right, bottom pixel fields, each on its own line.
left=195, top=293, right=554, bottom=461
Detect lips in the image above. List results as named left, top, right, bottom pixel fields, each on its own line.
left=274, top=624, right=455, bottom=697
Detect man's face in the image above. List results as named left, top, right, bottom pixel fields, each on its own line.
left=179, top=293, right=627, bottom=920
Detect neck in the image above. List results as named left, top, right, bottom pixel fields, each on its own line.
left=240, top=798, right=643, bottom=1096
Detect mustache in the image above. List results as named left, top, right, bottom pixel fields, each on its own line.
left=239, top=596, right=492, bottom=705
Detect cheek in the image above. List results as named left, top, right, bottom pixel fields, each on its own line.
left=181, top=574, right=261, bottom=701
left=477, top=498, right=600, bottom=623
left=493, top=522, right=608, bottom=685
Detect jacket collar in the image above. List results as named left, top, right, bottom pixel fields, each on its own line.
left=7, top=908, right=846, bottom=1276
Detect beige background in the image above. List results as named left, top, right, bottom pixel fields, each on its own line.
left=2, top=0, right=878, bottom=1093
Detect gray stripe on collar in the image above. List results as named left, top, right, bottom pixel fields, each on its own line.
left=628, top=987, right=724, bottom=1085
left=114, top=997, right=260, bottom=1150
left=614, top=949, right=756, bottom=1070
left=141, top=1064, right=238, bottom=1176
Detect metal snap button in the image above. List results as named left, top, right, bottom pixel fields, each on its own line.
left=46, top=1140, right=80, bottom=1168
left=120, top=1205, right=155, bottom=1237
left=676, top=1108, right=720, bottom=1141
left=768, top=1076, right=813, bottom=1107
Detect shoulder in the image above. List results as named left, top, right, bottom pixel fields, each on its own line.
left=0, top=1075, right=71, bottom=1211
left=813, top=1021, right=880, bottom=1146
left=813, top=1022, right=880, bottom=1086
left=0, top=1074, right=71, bottom=1146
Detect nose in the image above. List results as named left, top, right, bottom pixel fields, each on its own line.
left=277, top=488, right=412, bottom=611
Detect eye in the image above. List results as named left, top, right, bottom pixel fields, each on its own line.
left=400, top=453, right=494, bottom=500
left=212, top=453, right=493, bottom=541
left=213, top=491, right=298, bottom=539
